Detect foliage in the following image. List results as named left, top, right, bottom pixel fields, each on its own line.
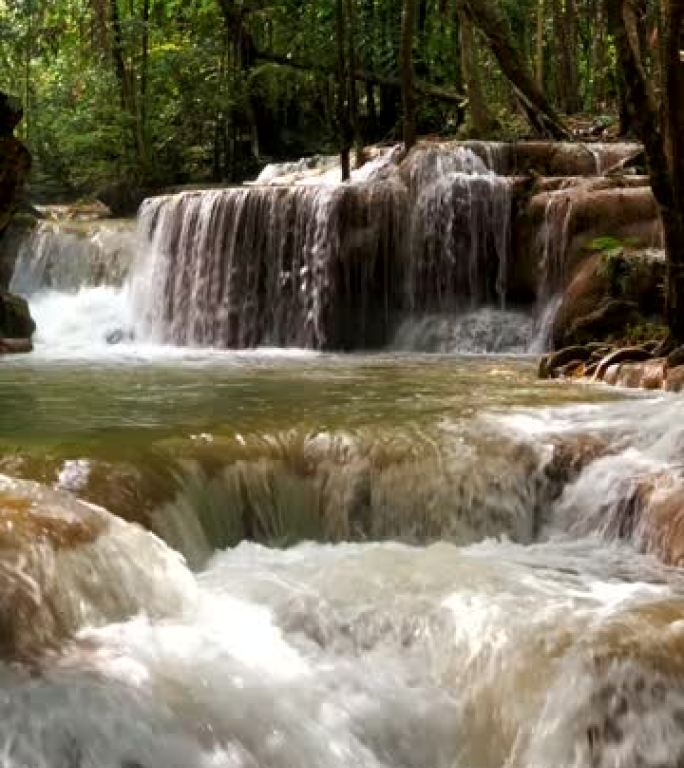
left=0, top=0, right=624, bottom=198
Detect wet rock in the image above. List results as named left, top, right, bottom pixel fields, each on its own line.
left=506, top=142, right=641, bottom=177
left=615, top=360, right=665, bottom=390
left=0, top=475, right=195, bottom=658
left=637, top=486, right=684, bottom=566
left=538, top=354, right=551, bottom=380
left=95, top=180, right=151, bottom=217
left=0, top=338, right=32, bottom=354
left=595, top=346, right=653, bottom=381
left=665, top=366, right=684, bottom=393
left=0, top=291, right=35, bottom=340
left=546, top=345, right=592, bottom=372
left=512, top=181, right=662, bottom=305
left=566, top=300, right=641, bottom=347
left=559, top=360, right=586, bottom=378
left=546, top=435, right=611, bottom=492
left=667, top=345, right=684, bottom=370
left=602, top=363, right=622, bottom=386
left=106, top=329, right=125, bottom=345
left=551, top=244, right=665, bottom=348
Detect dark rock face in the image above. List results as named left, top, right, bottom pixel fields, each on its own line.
left=0, top=291, right=35, bottom=339
left=0, top=91, right=35, bottom=349
left=0, top=93, right=23, bottom=137
left=0, top=92, right=31, bottom=243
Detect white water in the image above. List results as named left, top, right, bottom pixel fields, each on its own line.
left=392, top=308, right=535, bottom=354
left=0, top=363, right=683, bottom=766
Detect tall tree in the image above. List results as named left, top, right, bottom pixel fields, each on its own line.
left=606, top=0, right=684, bottom=341
left=400, top=0, right=418, bottom=150
left=456, top=0, right=570, bottom=138
left=459, top=10, right=495, bottom=134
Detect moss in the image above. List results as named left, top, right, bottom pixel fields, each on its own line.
left=608, top=321, right=669, bottom=346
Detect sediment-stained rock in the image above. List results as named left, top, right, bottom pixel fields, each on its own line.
left=0, top=475, right=195, bottom=658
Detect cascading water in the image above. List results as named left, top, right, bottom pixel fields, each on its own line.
left=128, top=145, right=516, bottom=352
left=4, top=218, right=139, bottom=355
left=0, top=365, right=683, bottom=768
left=6, top=140, right=648, bottom=357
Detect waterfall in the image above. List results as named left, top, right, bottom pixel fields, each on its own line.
left=403, top=147, right=512, bottom=311
left=8, top=141, right=650, bottom=356
left=8, top=220, right=135, bottom=294
left=132, top=181, right=406, bottom=349
left=4, top=219, right=139, bottom=354
left=132, top=144, right=514, bottom=351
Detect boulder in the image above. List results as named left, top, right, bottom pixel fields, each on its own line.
left=511, top=178, right=662, bottom=304
left=602, top=363, right=623, bottom=386
left=551, top=243, right=666, bottom=348
left=0, top=291, right=35, bottom=340
left=546, top=345, right=592, bottom=371
left=0, top=475, right=195, bottom=658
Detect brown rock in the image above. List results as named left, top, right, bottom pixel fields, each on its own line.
left=546, top=345, right=592, bottom=372
left=616, top=360, right=665, bottom=390
left=638, top=486, right=684, bottom=566
left=560, top=360, right=586, bottom=378
left=666, top=365, right=684, bottom=393
left=538, top=354, right=551, bottom=380
left=595, top=347, right=653, bottom=381
left=602, top=363, right=623, bottom=385
left=0, top=476, right=193, bottom=659
left=0, top=337, right=32, bottom=354
left=566, top=300, right=641, bottom=348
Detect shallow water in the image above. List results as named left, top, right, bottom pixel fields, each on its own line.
left=1, top=348, right=683, bottom=768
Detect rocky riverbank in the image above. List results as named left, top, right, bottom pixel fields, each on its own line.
left=539, top=341, right=684, bottom=393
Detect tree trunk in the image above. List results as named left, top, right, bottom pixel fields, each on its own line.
left=606, top=0, right=684, bottom=341
left=345, top=0, right=365, bottom=166
left=401, top=0, right=418, bottom=150
left=551, top=0, right=580, bottom=112
left=459, top=11, right=494, bottom=134
left=456, top=0, right=570, bottom=138
left=536, top=0, right=545, bottom=89
left=662, top=0, right=684, bottom=340
left=336, top=0, right=352, bottom=180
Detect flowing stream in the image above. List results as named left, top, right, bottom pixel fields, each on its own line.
left=1, top=142, right=683, bottom=768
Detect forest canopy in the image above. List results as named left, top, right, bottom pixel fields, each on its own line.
left=0, top=0, right=621, bottom=198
